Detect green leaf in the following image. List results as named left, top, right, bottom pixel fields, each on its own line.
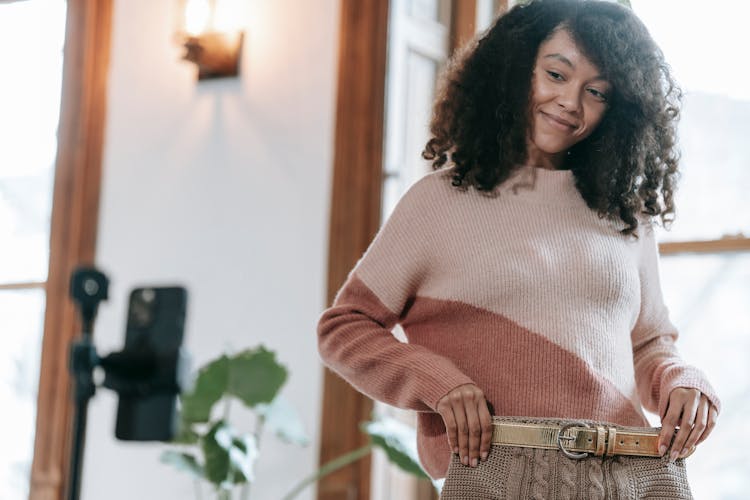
left=181, top=355, right=230, bottom=424
left=227, top=346, right=287, bottom=408
left=160, top=450, right=204, bottom=480
left=202, top=420, right=231, bottom=485
left=361, top=417, right=428, bottom=478
left=207, top=421, right=259, bottom=485
left=228, top=434, right=258, bottom=484
left=255, top=395, right=309, bottom=446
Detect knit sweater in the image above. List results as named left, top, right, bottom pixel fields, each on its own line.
left=316, top=164, right=720, bottom=480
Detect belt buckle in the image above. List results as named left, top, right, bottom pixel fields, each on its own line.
left=557, top=421, right=590, bottom=460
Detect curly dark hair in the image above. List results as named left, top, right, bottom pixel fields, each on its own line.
left=423, top=0, right=682, bottom=236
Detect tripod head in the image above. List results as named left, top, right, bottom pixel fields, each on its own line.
left=70, top=267, right=109, bottom=335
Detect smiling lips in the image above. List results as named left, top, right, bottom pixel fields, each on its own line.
left=541, top=111, right=578, bottom=132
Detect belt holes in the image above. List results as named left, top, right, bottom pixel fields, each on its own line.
left=635, top=440, right=640, bottom=446
left=587, top=438, right=592, bottom=442
left=619, top=440, right=624, bottom=445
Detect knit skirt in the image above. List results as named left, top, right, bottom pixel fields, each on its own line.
left=440, top=417, right=693, bottom=500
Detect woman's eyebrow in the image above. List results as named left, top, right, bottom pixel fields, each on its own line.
left=543, top=53, right=607, bottom=82
left=544, top=53, right=575, bottom=68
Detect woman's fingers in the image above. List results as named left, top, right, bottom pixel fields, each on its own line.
left=658, top=400, right=679, bottom=456
left=436, top=384, right=492, bottom=468
left=464, top=396, right=482, bottom=467
left=670, top=391, right=700, bottom=461
left=695, top=404, right=718, bottom=446
left=659, top=388, right=701, bottom=461
left=439, top=402, right=459, bottom=455
left=450, top=389, right=470, bottom=466
left=678, top=395, right=709, bottom=458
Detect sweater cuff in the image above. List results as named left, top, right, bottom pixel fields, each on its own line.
left=658, top=364, right=721, bottom=418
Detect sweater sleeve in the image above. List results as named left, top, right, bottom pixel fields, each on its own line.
left=631, top=223, right=721, bottom=418
left=317, top=174, right=475, bottom=412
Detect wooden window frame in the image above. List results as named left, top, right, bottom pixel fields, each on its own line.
left=450, top=0, right=476, bottom=52
left=659, top=237, right=750, bottom=256
left=29, top=0, right=112, bottom=498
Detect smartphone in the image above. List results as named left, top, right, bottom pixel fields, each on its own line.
left=114, top=286, right=187, bottom=441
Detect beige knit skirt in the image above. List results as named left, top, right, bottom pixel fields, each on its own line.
left=440, top=417, right=693, bottom=500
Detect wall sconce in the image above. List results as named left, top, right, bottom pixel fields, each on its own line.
left=176, top=0, right=244, bottom=80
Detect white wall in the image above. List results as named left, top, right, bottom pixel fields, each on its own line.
left=82, top=0, right=339, bottom=498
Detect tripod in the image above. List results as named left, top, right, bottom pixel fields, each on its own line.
left=65, top=268, right=188, bottom=500
left=67, top=267, right=108, bottom=500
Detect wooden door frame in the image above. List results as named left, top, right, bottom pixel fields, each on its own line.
left=29, top=0, right=112, bottom=498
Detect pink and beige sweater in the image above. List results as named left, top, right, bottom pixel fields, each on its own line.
left=316, top=164, right=720, bottom=480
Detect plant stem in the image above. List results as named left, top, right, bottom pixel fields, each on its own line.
left=254, top=414, right=265, bottom=448
left=221, top=398, right=237, bottom=489
left=243, top=415, right=265, bottom=500
left=223, top=396, right=231, bottom=421
left=281, top=444, right=373, bottom=500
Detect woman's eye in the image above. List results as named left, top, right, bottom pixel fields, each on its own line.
left=546, top=70, right=563, bottom=80
left=587, top=88, right=608, bottom=101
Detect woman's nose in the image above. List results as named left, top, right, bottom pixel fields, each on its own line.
left=556, top=85, right=582, bottom=113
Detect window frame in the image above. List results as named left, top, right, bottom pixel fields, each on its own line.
left=660, top=238, right=750, bottom=256
left=27, top=0, right=112, bottom=498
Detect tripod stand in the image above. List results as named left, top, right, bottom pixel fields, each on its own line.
left=65, top=268, right=188, bottom=500
left=67, top=267, right=108, bottom=500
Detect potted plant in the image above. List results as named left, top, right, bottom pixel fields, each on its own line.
left=160, top=345, right=437, bottom=499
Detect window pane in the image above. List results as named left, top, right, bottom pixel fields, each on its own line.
left=0, top=0, right=66, bottom=282
left=658, top=253, right=750, bottom=499
left=631, top=0, right=750, bottom=242
left=0, top=289, right=46, bottom=499
left=408, top=0, right=440, bottom=22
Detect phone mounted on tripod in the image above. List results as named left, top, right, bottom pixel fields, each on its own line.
left=67, top=267, right=190, bottom=500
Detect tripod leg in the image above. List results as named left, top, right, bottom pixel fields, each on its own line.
left=67, top=397, right=89, bottom=500
left=67, top=339, right=97, bottom=500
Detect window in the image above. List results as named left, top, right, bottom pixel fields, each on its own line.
left=0, top=1, right=112, bottom=498
left=631, top=1, right=749, bottom=498
left=0, top=1, right=67, bottom=497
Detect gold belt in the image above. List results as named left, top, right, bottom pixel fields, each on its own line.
left=491, top=421, right=689, bottom=460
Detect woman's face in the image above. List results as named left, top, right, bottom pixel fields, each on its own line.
left=525, top=28, right=611, bottom=169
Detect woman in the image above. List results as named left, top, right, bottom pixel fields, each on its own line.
left=317, top=0, right=719, bottom=496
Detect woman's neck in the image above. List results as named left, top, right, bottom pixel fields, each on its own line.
left=524, top=139, right=567, bottom=170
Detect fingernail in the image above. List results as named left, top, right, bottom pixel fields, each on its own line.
left=471, top=458, right=478, bottom=467
left=658, top=445, right=667, bottom=456
left=670, top=451, right=678, bottom=462
left=454, top=447, right=459, bottom=454
left=481, top=451, right=488, bottom=461
left=462, top=455, right=468, bottom=466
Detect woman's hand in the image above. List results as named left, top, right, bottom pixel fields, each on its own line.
left=436, top=383, right=493, bottom=468
left=658, top=387, right=718, bottom=461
